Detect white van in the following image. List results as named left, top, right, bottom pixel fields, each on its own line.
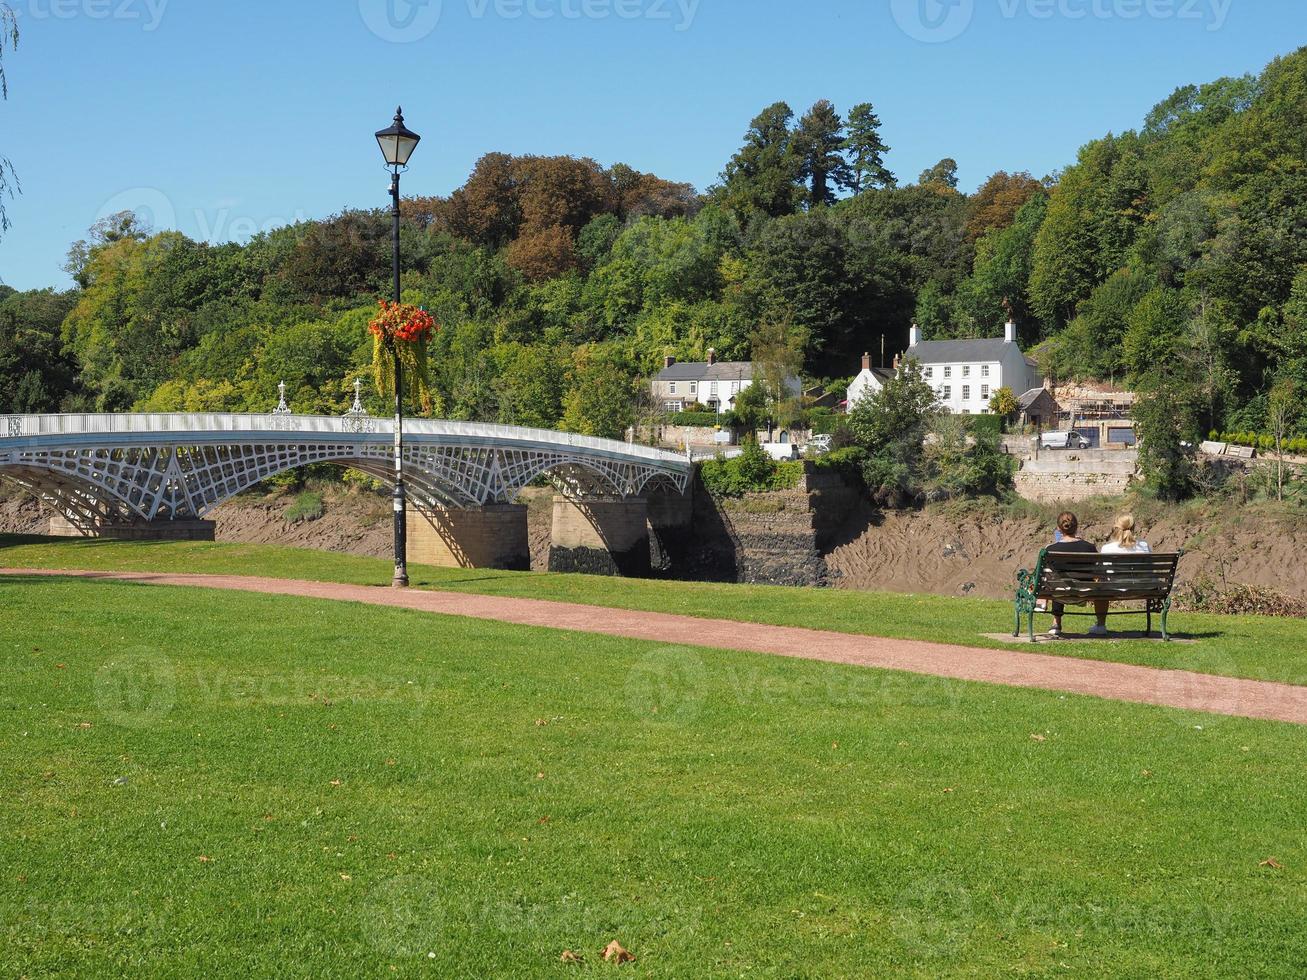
left=1040, top=431, right=1092, bottom=451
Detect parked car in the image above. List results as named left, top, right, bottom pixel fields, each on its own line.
left=805, top=434, right=833, bottom=457
left=1040, top=431, right=1092, bottom=451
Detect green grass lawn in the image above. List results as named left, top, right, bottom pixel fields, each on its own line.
left=4, top=535, right=1307, bottom=687
left=2, top=575, right=1306, bottom=977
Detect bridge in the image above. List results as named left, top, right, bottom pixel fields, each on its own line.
left=0, top=412, right=695, bottom=575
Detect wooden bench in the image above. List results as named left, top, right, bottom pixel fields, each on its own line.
left=1014, top=549, right=1184, bottom=641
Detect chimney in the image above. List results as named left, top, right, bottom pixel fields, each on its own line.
left=663, top=354, right=676, bottom=369
left=909, top=324, right=922, bottom=347
left=861, top=352, right=871, bottom=372
left=707, top=348, right=717, bottom=366
left=1004, top=320, right=1017, bottom=344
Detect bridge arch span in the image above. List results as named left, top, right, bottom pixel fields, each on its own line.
left=0, top=413, right=692, bottom=532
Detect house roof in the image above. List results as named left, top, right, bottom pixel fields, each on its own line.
left=654, top=361, right=756, bottom=383
left=905, top=337, right=1015, bottom=364
left=1017, top=387, right=1054, bottom=409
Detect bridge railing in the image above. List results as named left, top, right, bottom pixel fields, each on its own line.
left=0, top=412, right=689, bottom=468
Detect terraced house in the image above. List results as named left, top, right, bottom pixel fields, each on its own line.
left=652, top=350, right=798, bottom=416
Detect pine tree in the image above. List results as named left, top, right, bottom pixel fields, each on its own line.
left=843, top=102, right=895, bottom=193
left=716, top=102, right=803, bottom=218
left=794, top=100, right=853, bottom=208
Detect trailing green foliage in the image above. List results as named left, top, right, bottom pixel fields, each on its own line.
left=698, top=440, right=803, bottom=497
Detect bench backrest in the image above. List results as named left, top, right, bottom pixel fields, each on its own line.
left=1035, top=550, right=1182, bottom=602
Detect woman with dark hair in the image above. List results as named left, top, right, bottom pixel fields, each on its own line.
left=1046, top=512, right=1109, bottom=638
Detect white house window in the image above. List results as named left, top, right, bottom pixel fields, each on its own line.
left=924, top=367, right=933, bottom=379
left=962, top=366, right=971, bottom=379
left=981, top=365, right=990, bottom=379
left=669, top=383, right=677, bottom=395
left=943, top=367, right=952, bottom=379
left=942, top=385, right=952, bottom=400
left=689, top=382, right=698, bottom=396
left=710, top=382, right=719, bottom=397
left=664, top=401, right=681, bottom=412
left=981, top=385, right=990, bottom=401
left=962, top=385, right=971, bottom=401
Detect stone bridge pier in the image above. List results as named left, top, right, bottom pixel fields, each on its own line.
left=547, top=488, right=694, bottom=578
left=406, top=503, right=531, bottom=572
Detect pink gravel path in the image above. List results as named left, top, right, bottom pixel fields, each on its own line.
left=5, top=567, right=1306, bottom=726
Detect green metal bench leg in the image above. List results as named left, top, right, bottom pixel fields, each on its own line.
left=1161, top=600, right=1172, bottom=642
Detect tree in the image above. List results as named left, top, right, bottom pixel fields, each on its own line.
left=559, top=345, right=639, bottom=439
left=988, top=386, right=1019, bottom=420
left=1267, top=379, right=1298, bottom=501
left=843, top=103, right=895, bottom=193
left=1133, top=376, right=1197, bottom=501
left=846, top=360, right=940, bottom=505
left=716, top=102, right=803, bottom=219
left=964, top=171, right=1044, bottom=243
left=793, top=100, right=852, bottom=209
left=748, top=314, right=805, bottom=431
left=0, top=3, right=19, bottom=237
left=918, top=159, right=959, bottom=190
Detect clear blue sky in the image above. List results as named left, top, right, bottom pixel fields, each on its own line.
left=0, top=0, right=1302, bottom=290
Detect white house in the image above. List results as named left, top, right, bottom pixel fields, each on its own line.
left=652, top=349, right=800, bottom=416
left=845, top=352, right=896, bottom=410
left=903, top=321, right=1042, bottom=415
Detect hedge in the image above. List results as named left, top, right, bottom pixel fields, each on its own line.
left=964, top=414, right=1004, bottom=438
left=1213, top=431, right=1307, bottom=454
left=667, top=411, right=727, bottom=428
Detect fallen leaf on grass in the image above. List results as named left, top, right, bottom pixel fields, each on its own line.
left=560, top=950, right=583, bottom=964
left=340, top=873, right=352, bottom=881
left=329, top=779, right=343, bottom=787
left=602, top=941, right=634, bottom=964
left=1029, top=734, right=1047, bottom=742
left=75, top=722, right=93, bottom=730
left=536, top=772, right=546, bottom=780
left=538, top=815, right=551, bottom=825
left=197, top=855, right=212, bottom=863
left=1261, top=858, right=1284, bottom=870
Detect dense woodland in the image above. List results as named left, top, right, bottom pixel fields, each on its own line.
left=3, top=46, right=1307, bottom=500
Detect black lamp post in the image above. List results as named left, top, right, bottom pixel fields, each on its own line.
left=375, top=106, right=421, bottom=588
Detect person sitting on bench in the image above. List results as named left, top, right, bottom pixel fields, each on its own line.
left=1047, top=512, right=1110, bottom=639
left=1101, top=514, right=1151, bottom=555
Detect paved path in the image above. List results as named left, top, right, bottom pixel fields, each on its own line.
left=6, top=567, right=1307, bottom=726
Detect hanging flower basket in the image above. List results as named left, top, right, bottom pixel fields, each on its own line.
left=369, top=301, right=438, bottom=413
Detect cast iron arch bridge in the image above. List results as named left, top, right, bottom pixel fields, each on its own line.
left=0, top=413, right=692, bottom=532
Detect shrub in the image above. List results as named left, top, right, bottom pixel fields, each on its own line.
left=285, top=491, right=324, bottom=524
left=698, top=441, right=804, bottom=498
left=964, top=414, right=1004, bottom=438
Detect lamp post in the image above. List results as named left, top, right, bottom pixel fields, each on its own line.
left=375, top=106, right=421, bottom=588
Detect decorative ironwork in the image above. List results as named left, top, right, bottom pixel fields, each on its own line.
left=343, top=379, right=375, bottom=434
left=0, top=412, right=691, bottom=533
